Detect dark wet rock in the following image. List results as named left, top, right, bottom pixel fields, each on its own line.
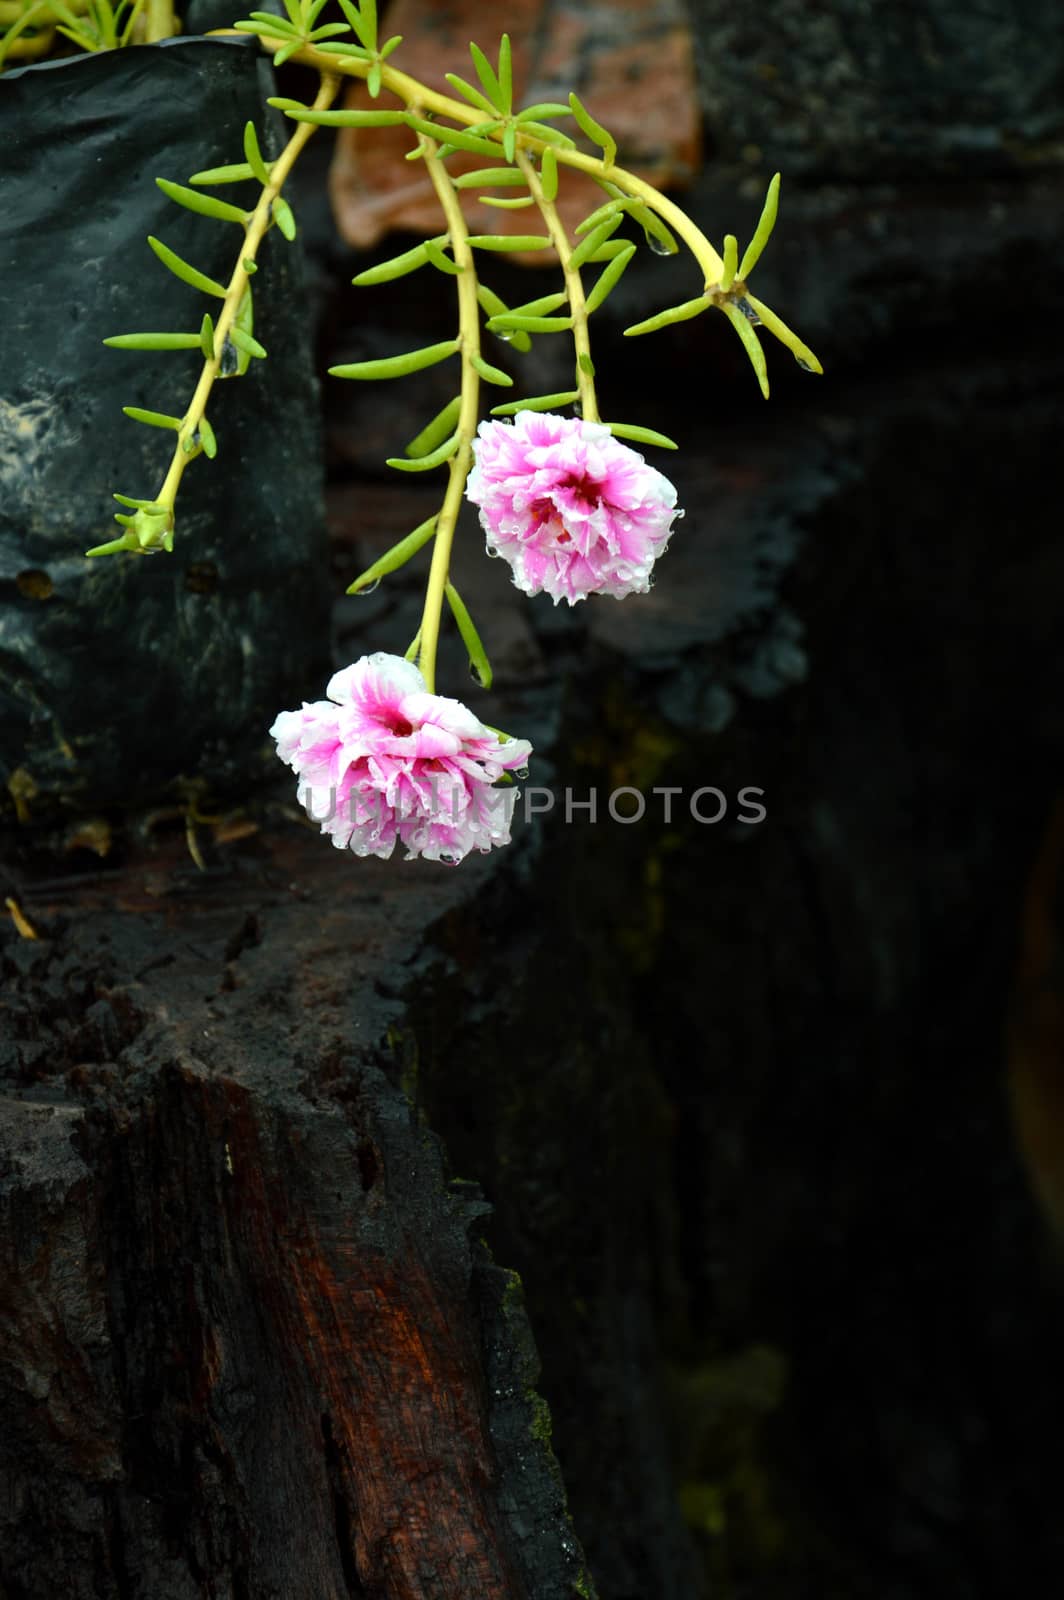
left=0, top=35, right=330, bottom=822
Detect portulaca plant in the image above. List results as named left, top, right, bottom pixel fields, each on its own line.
left=34, top=0, right=822, bottom=863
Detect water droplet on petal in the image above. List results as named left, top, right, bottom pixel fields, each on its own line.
left=485, top=545, right=500, bottom=559
left=439, top=852, right=458, bottom=866
left=734, top=297, right=762, bottom=325
left=796, top=357, right=815, bottom=373
left=646, top=232, right=672, bottom=257
left=514, top=765, right=529, bottom=780
left=354, top=577, right=382, bottom=595
left=469, top=661, right=487, bottom=686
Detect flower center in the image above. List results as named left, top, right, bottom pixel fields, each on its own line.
left=390, top=716, right=414, bottom=737
left=559, top=472, right=602, bottom=508
left=528, top=473, right=604, bottom=547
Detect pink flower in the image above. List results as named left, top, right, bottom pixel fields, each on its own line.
left=466, top=410, right=682, bottom=605
left=270, top=653, right=531, bottom=864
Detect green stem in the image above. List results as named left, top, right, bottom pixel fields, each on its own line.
left=518, top=150, right=598, bottom=422
left=151, top=72, right=340, bottom=524
left=268, top=41, right=825, bottom=375
left=144, top=0, right=174, bottom=41
left=0, top=1, right=50, bottom=69
left=270, top=39, right=726, bottom=283
left=413, top=135, right=481, bottom=695
left=119, top=0, right=148, bottom=48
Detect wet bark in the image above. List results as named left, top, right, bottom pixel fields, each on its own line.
left=0, top=836, right=588, bottom=1599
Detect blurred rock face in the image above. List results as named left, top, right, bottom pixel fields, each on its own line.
left=327, top=0, right=701, bottom=253
left=690, top=0, right=1064, bottom=180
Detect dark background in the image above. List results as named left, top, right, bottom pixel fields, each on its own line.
left=3, top=2, right=1064, bottom=1596
left=286, top=5, right=1064, bottom=1590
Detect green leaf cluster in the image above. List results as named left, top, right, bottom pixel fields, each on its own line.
left=234, top=0, right=371, bottom=68
left=620, top=173, right=822, bottom=396
left=94, top=9, right=823, bottom=727
left=94, top=108, right=310, bottom=555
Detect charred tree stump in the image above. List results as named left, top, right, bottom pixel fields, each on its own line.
left=0, top=839, right=589, bottom=1599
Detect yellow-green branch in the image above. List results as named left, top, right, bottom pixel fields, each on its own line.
left=414, top=135, right=481, bottom=694
left=144, top=0, right=174, bottom=43
left=518, top=150, right=598, bottom=422
left=162, top=71, right=340, bottom=503
left=261, top=38, right=727, bottom=285
left=100, top=70, right=340, bottom=555
left=0, top=0, right=52, bottom=66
